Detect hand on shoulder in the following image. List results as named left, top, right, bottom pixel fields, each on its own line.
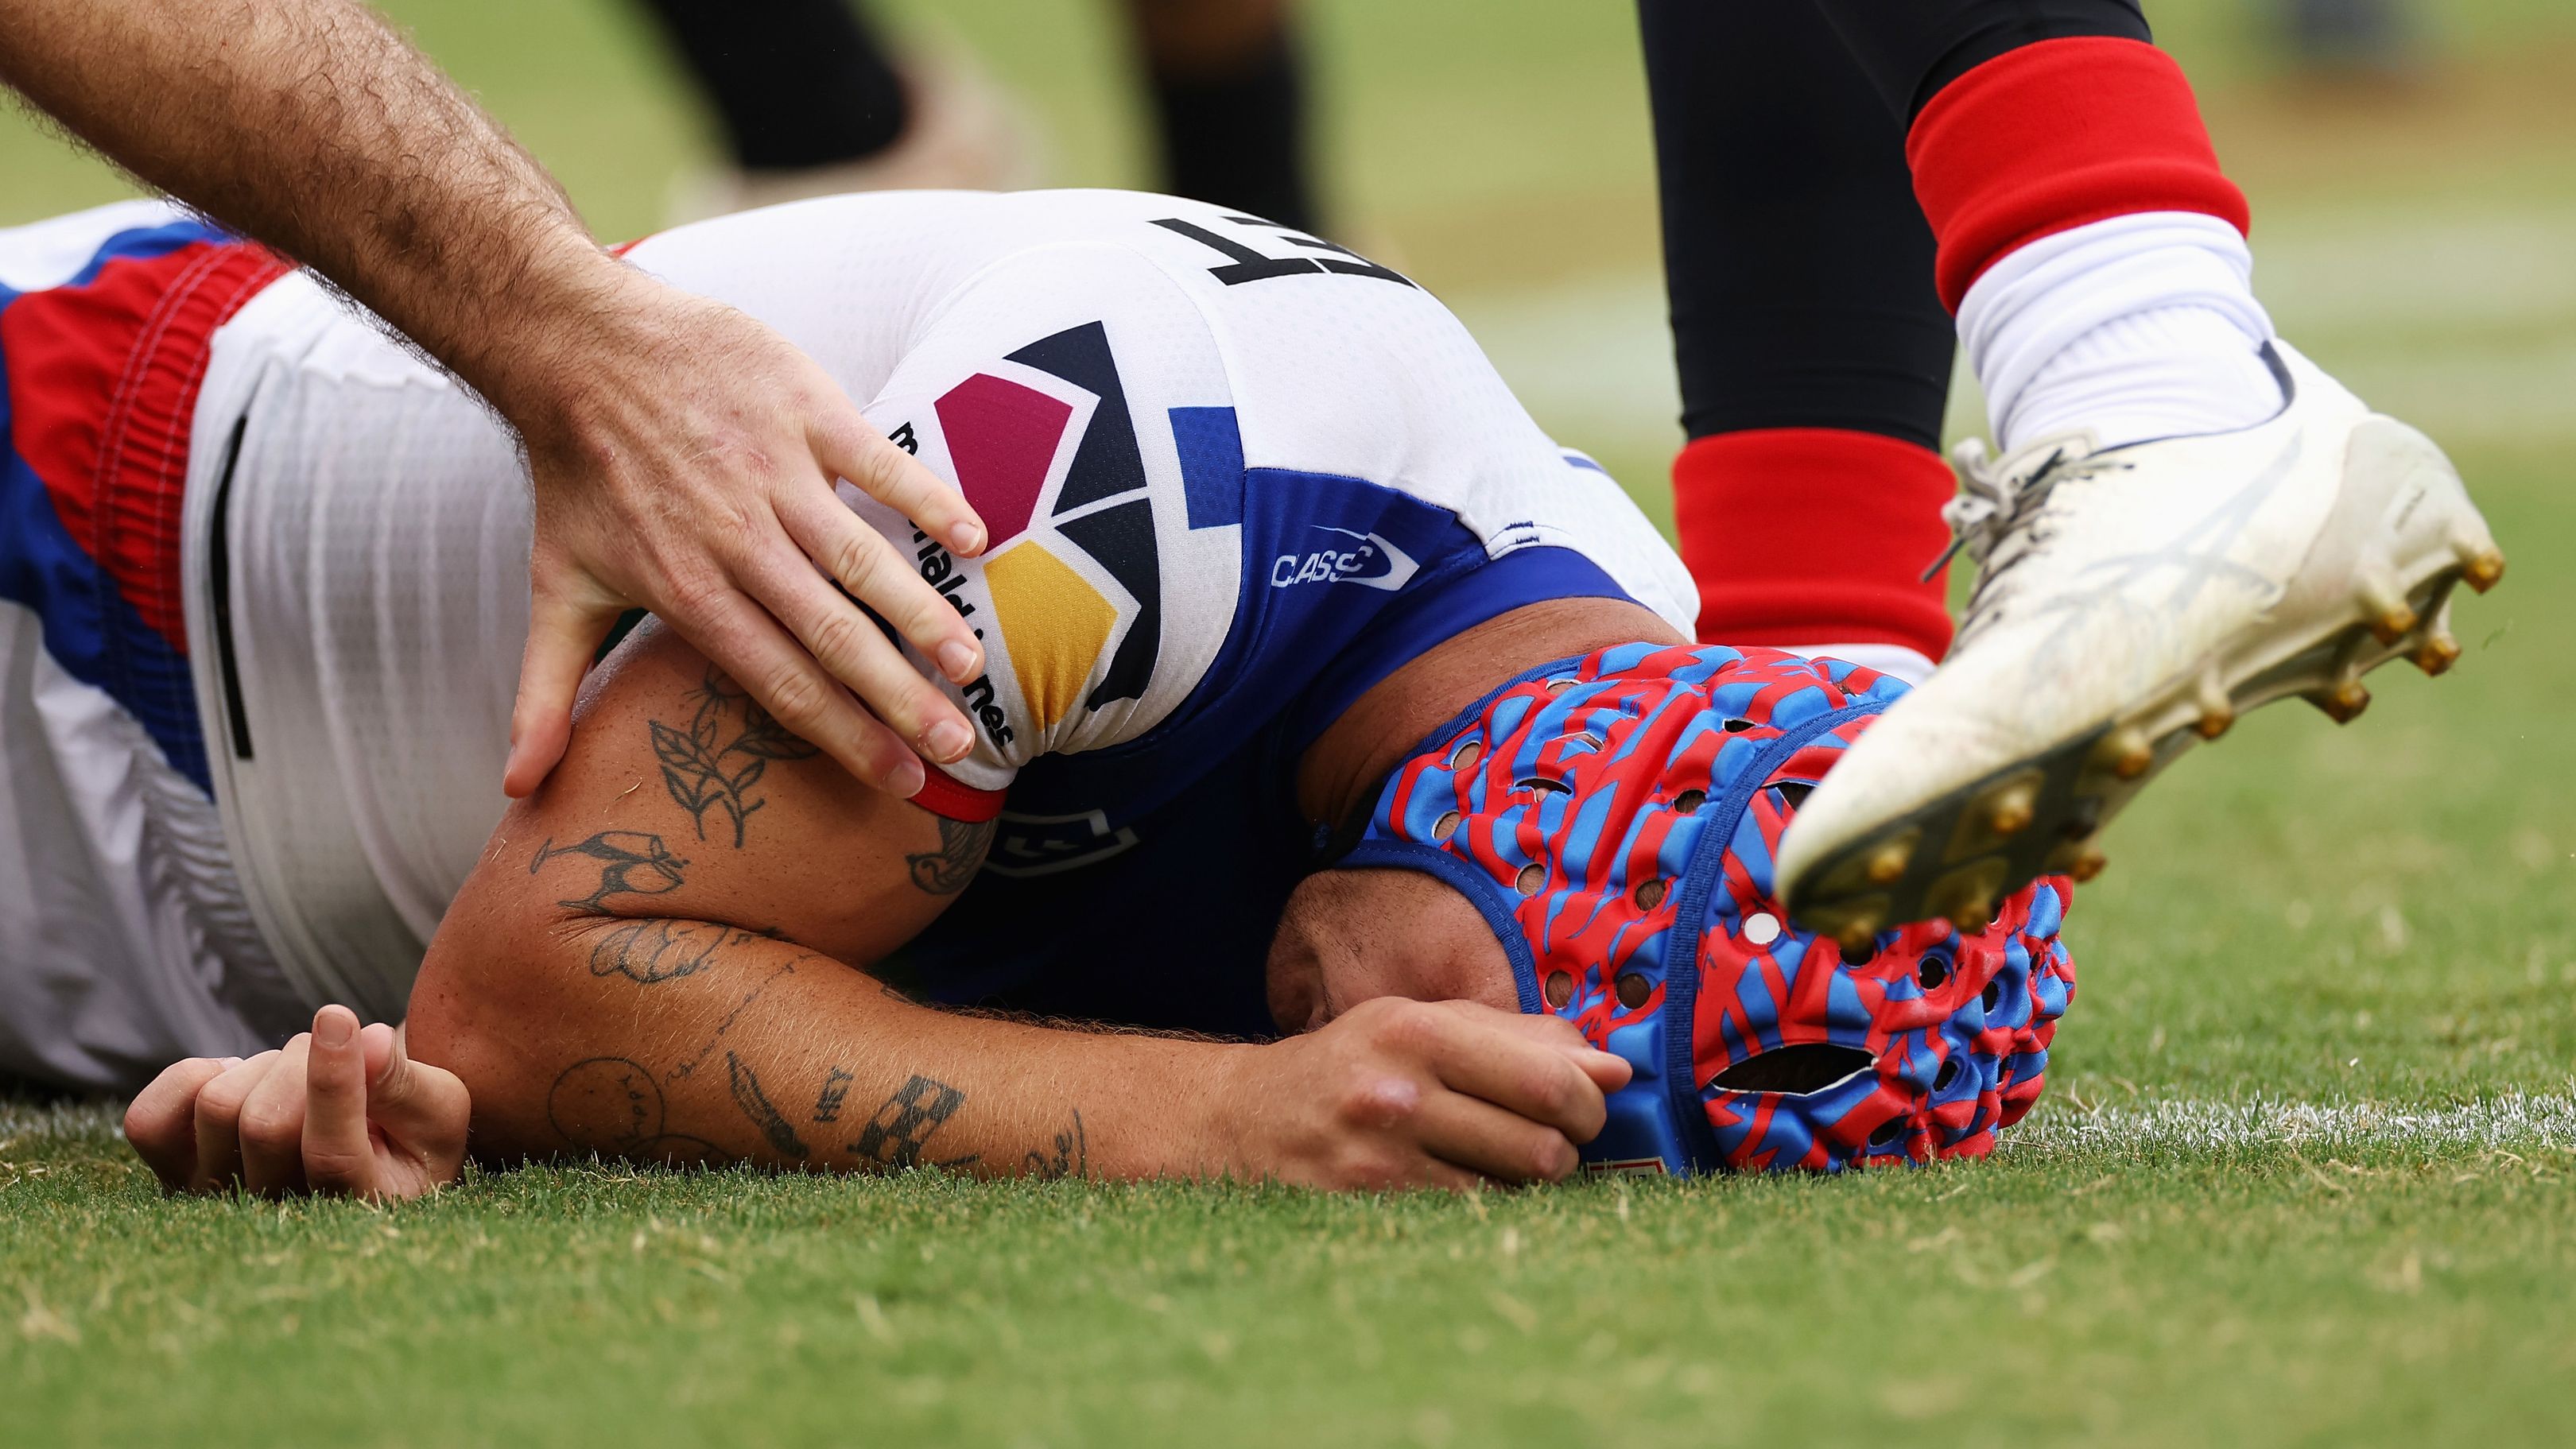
left=486, top=258, right=995, bottom=804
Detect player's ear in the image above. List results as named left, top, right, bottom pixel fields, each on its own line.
left=1264, top=874, right=1337, bottom=1033
left=1268, top=868, right=1519, bottom=1026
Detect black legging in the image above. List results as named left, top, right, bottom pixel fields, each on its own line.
left=633, top=0, right=1321, bottom=234
left=635, top=0, right=914, bottom=171
left=1639, top=0, right=2151, bottom=451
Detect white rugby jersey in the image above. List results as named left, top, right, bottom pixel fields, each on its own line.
left=178, top=190, right=1690, bottom=1026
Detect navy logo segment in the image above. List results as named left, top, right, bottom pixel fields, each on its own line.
left=1007, top=321, right=1149, bottom=517
left=1055, top=498, right=1162, bottom=711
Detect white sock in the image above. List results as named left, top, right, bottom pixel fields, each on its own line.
left=1958, top=211, right=2283, bottom=453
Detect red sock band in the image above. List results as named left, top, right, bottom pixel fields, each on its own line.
left=1907, top=37, right=2248, bottom=312
left=1673, top=428, right=1957, bottom=663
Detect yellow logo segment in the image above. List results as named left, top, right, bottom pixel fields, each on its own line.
left=983, top=540, right=1119, bottom=731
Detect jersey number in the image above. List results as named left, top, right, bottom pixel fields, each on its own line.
left=1150, top=215, right=1416, bottom=289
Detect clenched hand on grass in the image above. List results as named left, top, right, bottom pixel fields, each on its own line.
left=126, top=1006, right=470, bottom=1202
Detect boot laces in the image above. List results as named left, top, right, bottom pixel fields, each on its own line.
left=1926, top=434, right=2127, bottom=635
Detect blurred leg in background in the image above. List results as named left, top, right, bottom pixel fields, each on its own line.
left=639, top=0, right=1037, bottom=218
left=1636, top=0, right=1961, bottom=679
left=640, top=0, right=909, bottom=175
left=641, top=0, right=1319, bottom=233
left=2278, top=0, right=2419, bottom=79
left=1128, top=0, right=1321, bottom=232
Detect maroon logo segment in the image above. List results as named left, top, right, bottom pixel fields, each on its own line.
left=932, top=374, right=1073, bottom=549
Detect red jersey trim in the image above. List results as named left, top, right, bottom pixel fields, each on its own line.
left=1907, top=37, right=2248, bottom=312
left=1, top=240, right=292, bottom=657
left=910, top=765, right=1007, bottom=823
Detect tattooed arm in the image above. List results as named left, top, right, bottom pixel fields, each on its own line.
left=405, top=618, right=1197, bottom=1180
left=406, top=619, right=1627, bottom=1188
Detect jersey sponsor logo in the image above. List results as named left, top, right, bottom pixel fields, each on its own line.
left=981, top=808, right=1141, bottom=878
left=1269, top=526, right=1420, bottom=592
left=928, top=321, right=1168, bottom=739
left=960, top=673, right=1014, bottom=750
left=900, top=524, right=1014, bottom=749
left=910, top=528, right=980, bottom=623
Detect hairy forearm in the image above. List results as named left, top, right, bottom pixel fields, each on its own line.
left=0, top=0, right=619, bottom=413
left=409, top=905, right=1244, bottom=1182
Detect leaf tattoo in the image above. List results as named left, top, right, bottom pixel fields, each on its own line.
left=588, top=917, right=725, bottom=984
left=813, top=1067, right=856, bottom=1124
left=652, top=667, right=821, bottom=847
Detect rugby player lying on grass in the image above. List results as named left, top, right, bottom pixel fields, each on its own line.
left=48, top=190, right=2077, bottom=1198
left=134, top=618, right=2080, bottom=1197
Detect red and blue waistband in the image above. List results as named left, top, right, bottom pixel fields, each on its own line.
left=0, top=216, right=289, bottom=791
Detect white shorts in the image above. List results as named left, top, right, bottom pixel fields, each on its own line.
left=0, top=202, right=305, bottom=1091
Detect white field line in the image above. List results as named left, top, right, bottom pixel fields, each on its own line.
left=9, top=1092, right=2573, bottom=1162
left=0, top=1098, right=122, bottom=1141
left=2006, top=1088, right=2576, bottom=1156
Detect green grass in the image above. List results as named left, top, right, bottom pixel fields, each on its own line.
left=5, top=1, right=2575, bottom=1443
left=6, top=1099, right=2573, bottom=1446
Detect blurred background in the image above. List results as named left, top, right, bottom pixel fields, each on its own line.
left=6, top=0, right=2572, bottom=531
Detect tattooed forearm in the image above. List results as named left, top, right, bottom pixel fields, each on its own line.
left=1024, top=1110, right=1088, bottom=1181
left=906, top=816, right=997, bottom=895
left=725, top=1051, right=813, bottom=1158
left=550, top=1050, right=1082, bottom=1180
left=531, top=831, right=688, bottom=913
left=650, top=666, right=821, bottom=847
left=850, top=1075, right=968, bottom=1168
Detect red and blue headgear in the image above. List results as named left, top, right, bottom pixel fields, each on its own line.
left=1340, top=644, right=2077, bottom=1174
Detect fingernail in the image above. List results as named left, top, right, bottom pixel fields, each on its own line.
left=316, top=1011, right=355, bottom=1049
left=889, top=759, right=928, bottom=797
left=925, top=719, right=973, bottom=762
left=937, top=641, right=980, bottom=684
left=952, top=523, right=985, bottom=556
left=219, top=1057, right=245, bottom=1071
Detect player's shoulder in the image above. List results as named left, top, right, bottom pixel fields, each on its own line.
left=834, top=232, right=1247, bottom=788
left=830, top=195, right=1690, bottom=793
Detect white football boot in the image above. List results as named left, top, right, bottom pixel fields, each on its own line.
left=1777, top=341, right=2504, bottom=943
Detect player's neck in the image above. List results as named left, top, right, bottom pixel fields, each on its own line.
left=1298, top=597, right=1688, bottom=830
